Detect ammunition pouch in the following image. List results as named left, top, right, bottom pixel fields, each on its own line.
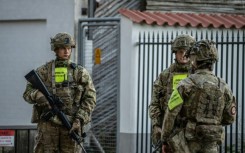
left=185, top=120, right=224, bottom=145
left=185, top=121, right=196, bottom=140
left=196, top=125, right=224, bottom=144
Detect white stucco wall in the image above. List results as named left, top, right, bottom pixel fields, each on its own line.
left=120, top=16, right=136, bottom=133
left=0, top=0, right=83, bottom=127
left=119, top=15, right=136, bottom=153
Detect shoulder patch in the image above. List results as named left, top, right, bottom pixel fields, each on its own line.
left=231, top=106, right=236, bottom=115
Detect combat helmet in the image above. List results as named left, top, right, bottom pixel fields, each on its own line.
left=187, top=39, right=218, bottom=63
left=186, top=40, right=218, bottom=71
left=50, top=32, right=75, bottom=51
left=171, top=34, right=196, bottom=53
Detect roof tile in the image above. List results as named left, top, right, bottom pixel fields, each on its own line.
left=119, top=9, right=245, bottom=29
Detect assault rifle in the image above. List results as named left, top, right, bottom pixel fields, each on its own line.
left=152, top=140, right=162, bottom=153
left=25, top=70, right=87, bottom=153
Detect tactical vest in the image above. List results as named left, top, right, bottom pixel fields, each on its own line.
left=38, top=60, right=84, bottom=118
left=160, top=63, right=189, bottom=111
left=182, top=73, right=225, bottom=142
left=185, top=75, right=224, bottom=124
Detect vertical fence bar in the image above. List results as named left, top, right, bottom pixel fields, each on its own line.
left=166, top=32, right=170, bottom=68
left=206, top=30, right=209, bottom=40
left=195, top=30, right=198, bottom=42
left=242, top=30, right=245, bottom=153
left=211, top=30, right=217, bottom=75
left=235, top=31, right=239, bottom=152
left=161, top=32, right=164, bottom=71
left=155, top=32, right=159, bottom=78
left=230, top=30, right=234, bottom=153
left=141, top=32, right=146, bottom=153
left=220, top=31, right=224, bottom=78
left=170, top=32, right=174, bottom=63
left=225, top=30, right=229, bottom=153
left=220, top=30, right=224, bottom=153
left=145, top=32, right=151, bottom=153
left=136, top=32, right=141, bottom=153
left=200, top=30, right=203, bottom=40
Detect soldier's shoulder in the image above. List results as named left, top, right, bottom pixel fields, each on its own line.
left=156, top=69, right=171, bottom=83
left=159, top=67, right=171, bottom=76
left=74, top=63, right=86, bottom=71
left=73, top=63, right=91, bottom=75
left=218, top=77, right=227, bottom=85
left=188, top=73, right=201, bottom=81
left=180, top=76, right=193, bottom=85
left=217, top=77, right=232, bottom=91
left=36, top=60, right=53, bottom=72
left=176, top=74, right=194, bottom=87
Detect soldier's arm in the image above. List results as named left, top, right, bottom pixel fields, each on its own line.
left=177, top=77, right=194, bottom=100
left=23, top=82, right=39, bottom=104
left=23, top=65, right=48, bottom=104
left=149, top=71, right=168, bottom=127
left=221, top=85, right=236, bottom=125
left=161, top=77, right=194, bottom=142
left=75, top=67, right=96, bottom=125
left=161, top=105, right=182, bottom=142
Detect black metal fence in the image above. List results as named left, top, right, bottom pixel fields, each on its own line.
left=136, top=29, right=245, bottom=153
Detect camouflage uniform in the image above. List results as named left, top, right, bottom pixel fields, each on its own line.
left=161, top=40, right=236, bottom=153
left=149, top=34, right=195, bottom=151
left=23, top=32, right=96, bottom=153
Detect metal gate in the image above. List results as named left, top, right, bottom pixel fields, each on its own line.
left=78, top=18, right=120, bottom=153
left=136, top=30, right=245, bottom=153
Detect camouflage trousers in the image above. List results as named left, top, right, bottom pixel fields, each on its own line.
left=34, top=121, right=81, bottom=153
left=187, top=141, right=218, bottom=153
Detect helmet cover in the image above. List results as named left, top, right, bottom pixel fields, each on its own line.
left=187, top=39, right=218, bottom=62
left=171, top=34, right=196, bottom=53
left=50, top=32, right=75, bottom=51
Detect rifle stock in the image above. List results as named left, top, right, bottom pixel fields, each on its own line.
left=25, top=70, right=86, bottom=153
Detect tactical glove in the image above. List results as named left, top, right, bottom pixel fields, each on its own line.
left=35, top=91, right=51, bottom=109
left=70, top=118, right=81, bottom=133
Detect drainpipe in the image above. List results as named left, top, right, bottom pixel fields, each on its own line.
left=87, top=0, right=96, bottom=40
left=88, top=0, right=96, bottom=18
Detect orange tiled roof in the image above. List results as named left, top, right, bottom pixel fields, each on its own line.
left=119, top=9, right=245, bottom=29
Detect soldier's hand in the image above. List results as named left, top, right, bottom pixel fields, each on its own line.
left=162, top=144, right=168, bottom=153
left=162, top=144, right=171, bottom=153
left=35, top=91, right=51, bottom=109
left=70, top=119, right=81, bottom=133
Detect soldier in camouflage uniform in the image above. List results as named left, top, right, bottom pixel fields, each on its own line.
left=161, top=40, right=236, bottom=153
left=149, top=34, right=196, bottom=152
left=23, top=32, right=96, bottom=153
